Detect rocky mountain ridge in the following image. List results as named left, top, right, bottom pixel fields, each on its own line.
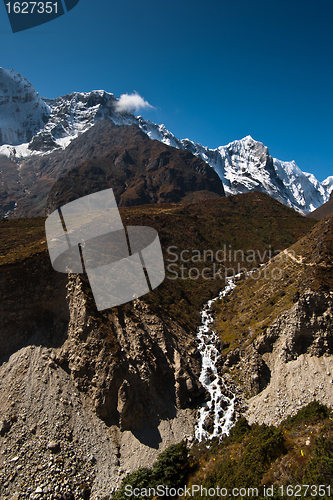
left=141, top=125, right=333, bottom=214
left=0, top=120, right=225, bottom=218
left=0, top=195, right=320, bottom=497
left=213, top=215, right=333, bottom=426
left=0, top=68, right=332, bottom=215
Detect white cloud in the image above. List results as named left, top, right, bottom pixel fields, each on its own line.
left=114, top=92, right=154, bottom=113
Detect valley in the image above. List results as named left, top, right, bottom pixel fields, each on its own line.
left=0, top=67, right=333, bottom=500
left=1, top=193, right=331, bottom=498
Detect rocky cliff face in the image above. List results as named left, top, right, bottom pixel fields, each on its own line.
left=251, top=292, right=333, bottom=424
left=55, top=274, right=203, bottom=430
left=0, top=251, right=69, bottom=358
left=0, top=252, right=203, bottom=497
left=216, top=216, right=333, bottom=426
left=224, top=290, right=333, bottom=421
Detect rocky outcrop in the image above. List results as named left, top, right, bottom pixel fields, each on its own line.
left=224, top=290, right=333, bottom=425
left=55, top=274, right=203, bottom=431
left=0, top=253, right=203, bottom=497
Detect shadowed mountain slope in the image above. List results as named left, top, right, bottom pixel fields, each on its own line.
left=45, top=121, right=225, bottom=211
left=0, top=120, right=224, bottom=218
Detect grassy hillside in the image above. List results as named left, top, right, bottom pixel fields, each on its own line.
left=212, top=215, right=333, bottom=355
left=0, top=192, right=316, bottom=331
left=113, top=402, right=333, bottom=500
left=0, top=216, right=46, bottom=265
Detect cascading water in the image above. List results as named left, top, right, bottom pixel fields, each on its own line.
left=195, top=277, right=238, bottom=442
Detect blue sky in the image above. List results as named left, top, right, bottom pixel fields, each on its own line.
left=1, top=0, right=332, bottom=180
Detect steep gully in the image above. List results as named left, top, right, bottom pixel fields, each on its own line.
left=195, top=277, right=238, bottom=442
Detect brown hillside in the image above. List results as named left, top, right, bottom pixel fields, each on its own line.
left=0, top=120, right=224, bottom=218
left=45, top=121, right=224, bottom=212
left=0, top=192, right=316, bottom=331
left=213, top=214, right=333, bottom=356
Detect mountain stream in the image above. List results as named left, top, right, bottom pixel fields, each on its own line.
left=195, top=277, right=238, bottom=442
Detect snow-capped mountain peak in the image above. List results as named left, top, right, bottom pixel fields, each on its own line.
left=0, top=67, right=50, bottom=146
left=0, top=69, right=137, bottom=155
left=0, top=68, right=332, bottom=214
left=138, top=125, right=333, bottom=213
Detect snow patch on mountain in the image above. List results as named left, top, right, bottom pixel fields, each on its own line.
left=134, top=122, right=332, bottom=213
left=322, top=176, right=333, bottom=196
left=0, top=68, right=50, bottom=147
left=0, top=68, right=331, bottom=213
left=0, top=68, right=139, bottom=158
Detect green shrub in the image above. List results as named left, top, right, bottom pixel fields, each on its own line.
left=284, top=401, right=330, bottom=428
left=114, top=442, right=190, bottom=499
left=302, top=435, right=333, bottom=484
left=152, top=442, right=189, bottom=486
left=210, top=425, right=286, bottom=492
left=113, top=468, right=153, bottom=500
left=224, top=417, right=250, bottom=444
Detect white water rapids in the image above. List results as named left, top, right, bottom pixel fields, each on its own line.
left=195, top=277, right=238, bottom=442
